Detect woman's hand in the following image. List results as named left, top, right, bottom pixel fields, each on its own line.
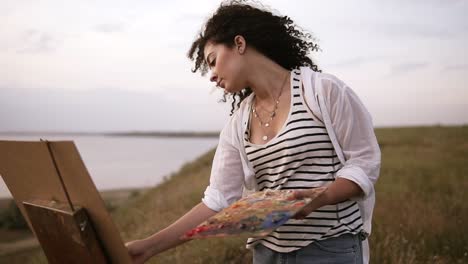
left=292, top=187, right=329, bottom=219
left=125, top=239, right=154, bottom=264
left=292, top=179, right=364, bottom=219
left=123, top=202, right=217, bottom=263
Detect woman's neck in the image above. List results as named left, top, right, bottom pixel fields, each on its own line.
left=244, top=56, right=290, bottom=107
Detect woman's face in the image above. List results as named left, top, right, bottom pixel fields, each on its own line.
left=204, top=41, right=247, bottom=93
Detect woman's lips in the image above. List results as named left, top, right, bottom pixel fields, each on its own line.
left=217, top=79, right=225, bottom=88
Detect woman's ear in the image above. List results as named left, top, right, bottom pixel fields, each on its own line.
left=234, top=35, right=246, bottom=54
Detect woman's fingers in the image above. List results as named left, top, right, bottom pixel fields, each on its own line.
left=125, top=240, right=142, bottom=255
left=126, top=240, right=151, bottom=264
left=293, top=203, right=315, bottom=219
left=293, top=187, right=327, bottom=200
left=292, top=187, right=328, bottom=219
left=131, top=253, right=150, bottom=264
left=292, top=189, right=313, bottom=200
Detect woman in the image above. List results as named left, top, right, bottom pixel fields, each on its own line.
left=126, top=1, right=381, bottom=263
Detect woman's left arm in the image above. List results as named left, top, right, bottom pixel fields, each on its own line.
left=294, top=74, right=381, bottom=216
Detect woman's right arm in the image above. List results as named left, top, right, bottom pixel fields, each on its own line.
left=126, top=116, right=245, bottom=263
left=125, top=202, right=217, bottom=264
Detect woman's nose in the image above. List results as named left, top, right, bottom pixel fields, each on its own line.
left=210, top=74, right=218, bottom=83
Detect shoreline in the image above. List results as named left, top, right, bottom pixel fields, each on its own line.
left=0, top=187, right=149, bottom=211
left=1, top=124, right=467, bottom=138
left=0, top=131, right=220, bottom=138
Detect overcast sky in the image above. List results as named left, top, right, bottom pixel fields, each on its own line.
left=1, top=0, right=467, bottom=132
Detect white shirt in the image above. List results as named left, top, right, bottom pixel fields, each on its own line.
left=202, top=67, right=381, bottom=263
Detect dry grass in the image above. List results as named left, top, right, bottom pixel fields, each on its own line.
left=5, top=126, right=468, bottom=263
left=370, top=126, right=468, bottom=264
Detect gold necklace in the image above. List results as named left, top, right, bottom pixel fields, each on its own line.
left=252, top=72, right=289, bottom=141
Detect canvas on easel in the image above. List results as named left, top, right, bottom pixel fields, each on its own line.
left=0, top=140, right=131, bottom=263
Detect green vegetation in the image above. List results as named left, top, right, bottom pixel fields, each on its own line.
left=0, top=201, right=28, bottom=230
left=3, top=126, right=468, bottom=263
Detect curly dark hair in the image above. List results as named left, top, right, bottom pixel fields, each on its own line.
left=187, top=0, right=321, bottom=115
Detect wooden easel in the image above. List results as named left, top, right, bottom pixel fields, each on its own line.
left=21, top=141, right=108, bottom=263
left=23, top=200, right=108, bottom=263
left=0, top=140, right=132, bottom=263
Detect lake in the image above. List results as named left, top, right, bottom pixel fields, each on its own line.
left=0, top=134, right=219, bottom=198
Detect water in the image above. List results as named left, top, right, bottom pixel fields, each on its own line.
left=0, top=134, right=218, bottom=198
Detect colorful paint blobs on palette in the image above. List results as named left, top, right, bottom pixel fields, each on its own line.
left=183, top=188, right=326, bottom=239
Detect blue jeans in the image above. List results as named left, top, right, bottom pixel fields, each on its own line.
left=253, top=233, right=363, bottom=264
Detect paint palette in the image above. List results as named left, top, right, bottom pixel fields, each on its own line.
left=183, top=188, right=326, bottom=239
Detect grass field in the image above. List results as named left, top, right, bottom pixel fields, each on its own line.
left=2, top=126, right=467, bottom=263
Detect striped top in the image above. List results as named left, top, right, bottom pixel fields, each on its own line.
left=244, top=69, right=363, bottom=253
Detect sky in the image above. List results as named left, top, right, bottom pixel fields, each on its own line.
left=1, top=0, right=467, bottom=132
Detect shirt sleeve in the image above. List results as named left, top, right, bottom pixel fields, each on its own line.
left=201, top=116, right=245, bottom=212
left=319, top=74, right=381, bottom=200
